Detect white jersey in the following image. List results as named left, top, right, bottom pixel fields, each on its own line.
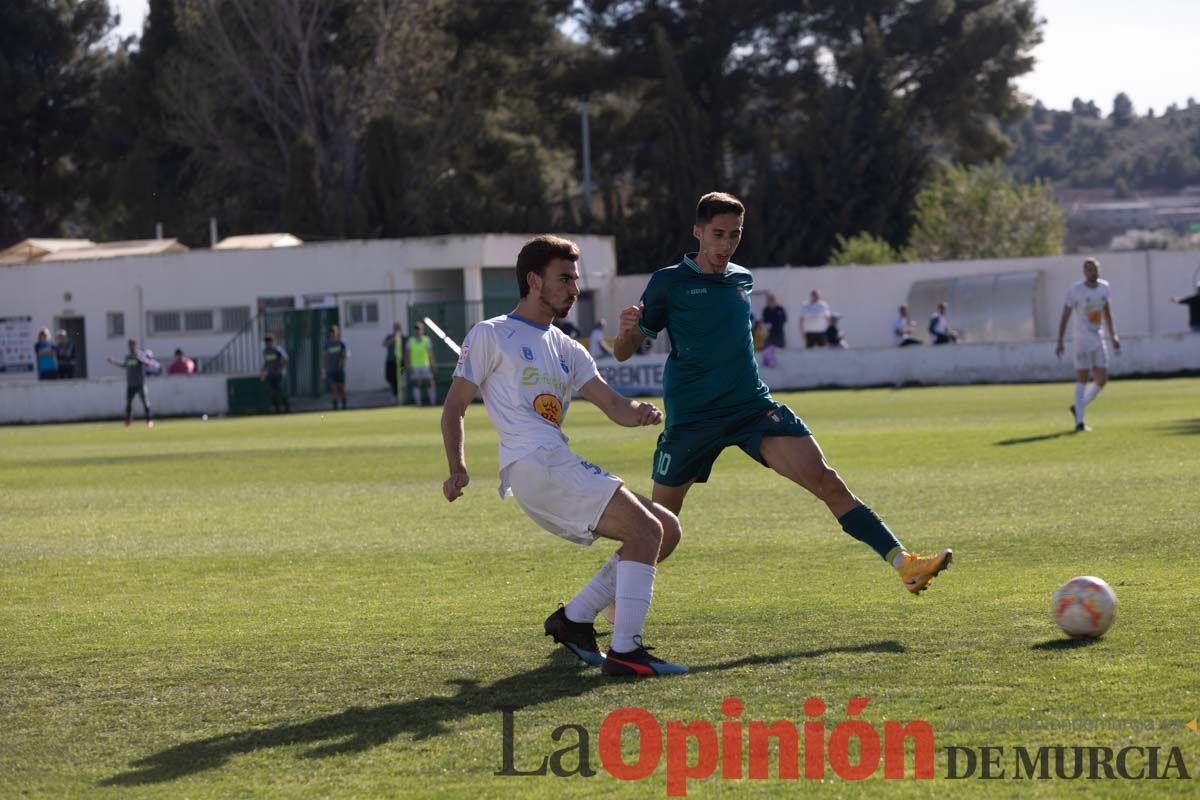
left=801, top=300, right=831, bottom=333
left=1064, top=279, right=1111, bottom=349
left=454, top=314, right=599, bottom=471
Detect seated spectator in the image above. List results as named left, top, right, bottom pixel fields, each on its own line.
left=826, top=312, right=847, bottom=349
left=893, top=305, right=923, bottom=347
left=554, top=318, right=582, bottom=339
left=929, top=302, right=959, bottom=344
left=34, top=328, right=58, bottom=380
left=143, top=349, right=163, bottom=376
left=168, top=348, right=197, bottom=375
left=589, top=319, right=614, bottom=359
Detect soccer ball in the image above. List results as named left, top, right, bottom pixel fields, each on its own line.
left=1052, top=576, right=1116, bottom=638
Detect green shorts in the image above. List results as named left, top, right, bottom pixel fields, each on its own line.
left=126, top=385, right=147, bottom=403
left=651, top=402, right=812, bottom=486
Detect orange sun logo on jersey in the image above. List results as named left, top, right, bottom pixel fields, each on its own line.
left=533, top=393, right=563, bottom=425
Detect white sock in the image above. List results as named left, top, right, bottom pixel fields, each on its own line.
left=892, top=551, right=908, bottom=569
left=412, top=388, right=422, bottom=406
left=1073, top=382, right=1086, bottom=424
left=565, top=554, right=619, bottom=623
left=1083, top=383, right=1103, bottom=406
left=427, top=386, right=437, bottom=405
left=611, top=560, right=656, bottom=653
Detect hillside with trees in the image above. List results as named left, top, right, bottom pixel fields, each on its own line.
left=1005, top=95, right=1200, bottom=192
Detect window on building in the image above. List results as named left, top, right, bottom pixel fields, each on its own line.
left=150, top=311, right=181, bottom=335
left=345, top=300, right=379, bottom=327
left=221, top=306, right=251, bottom=332
left=106, top=312, right=125, bottom=339
left=184, top=310, right=214, bottom=332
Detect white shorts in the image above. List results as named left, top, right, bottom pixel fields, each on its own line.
left=408, top=365, right=433, bottom=380
left=499, top=446, right=624, bottom=546
left=1073, top=342, right=1108, bottom=371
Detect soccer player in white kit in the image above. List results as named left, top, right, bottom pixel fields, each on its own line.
left=1056, top=258, right=1121, bottom=432
left=440, top=235, right=687, bottom=677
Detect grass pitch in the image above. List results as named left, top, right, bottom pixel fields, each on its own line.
left=1, top=379, right=1198, bottom=798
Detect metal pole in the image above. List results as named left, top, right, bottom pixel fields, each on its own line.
left=580, top=98, right=592, bottom=227
left=209, top=217, right=219, bottom=247
left=155, top=222, right=163, bottom=240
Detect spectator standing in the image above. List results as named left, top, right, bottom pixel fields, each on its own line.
left=167, top=349, right=196, bottom=375
left=34, top=328, right=58, bottom=380
left=761, top=293, right=788, bottom=349
left=143, top=350, right=162, bottom=376
left=826, top=312, right=847, bottom=348
left=406, top=321, right=438, bottom=406
left=893, top=305, right=922, bottom=346
left=800, top=290, right=831, bottom=348
left=929, top=302, right=959, bottom=344
left=260, top=334, right=290, bottom=413
left=383, top=323, right=403, bottom=399
left=55, top=330, right=76, bottom=379
left=1170, top=282, right=1200, bottom=332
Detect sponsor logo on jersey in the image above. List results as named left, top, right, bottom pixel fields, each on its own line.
left=533, top=393, right=563, bottom=425
left=456, top=344, right=469, bottom=368
left=687, top=288, right=708, bottom=295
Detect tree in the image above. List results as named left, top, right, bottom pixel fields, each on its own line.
left=828, top=232, right=908, bottom=265
left=0, top=0, right=114, bottom=244
left=907, top=163, right=1064, bottom=261
left=1111, top=92, right=1134, bottom=127
left=281, top=135, right=322, bottom=238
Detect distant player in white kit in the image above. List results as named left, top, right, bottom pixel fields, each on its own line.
left=1056, top=258, right=1121, bottom=432
left=440, top=235, right=687, bottom=677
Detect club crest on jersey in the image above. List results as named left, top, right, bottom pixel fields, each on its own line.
left=559, top=360, right=569, bottom=374
left=533, top=393, right=563, bottom=425
left=521, top=346, right=535, bottom=361
left=456, top=344, right=469, bottom=367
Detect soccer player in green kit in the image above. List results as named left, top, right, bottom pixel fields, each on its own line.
left=613, top=192, right=952, bottom=594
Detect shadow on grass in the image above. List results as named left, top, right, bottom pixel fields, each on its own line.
left=995, top=430, right=1076, bottom=446
left=1031, top=637, right=1103, bottom=651
left=1157, top=418, right=1200, bottom=436
left=101, top=640, right=904, bottom=786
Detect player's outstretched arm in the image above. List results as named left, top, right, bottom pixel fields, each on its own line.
left=440, top=376, right=477, bottom=501
left=613, top=302, right=646, bottom=362
left=579, top=376, right=662, bottom=428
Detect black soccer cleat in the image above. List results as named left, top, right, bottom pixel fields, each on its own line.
left=544, top=606, right=604, bottom=667
left=601, top=637, right=688, bottom=677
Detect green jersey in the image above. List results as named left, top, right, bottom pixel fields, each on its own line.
left=638, top=253, right=772, bottom=426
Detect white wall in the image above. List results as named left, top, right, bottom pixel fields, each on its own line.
left=606, top=250, right=1200, bottom=349
left=0, top=374, right=228, bottom=424
left=0, top=234, right=618, bottom=393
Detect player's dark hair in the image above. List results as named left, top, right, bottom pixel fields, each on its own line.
left=696, top=192, right=745, bottom=225
left=1083, top=257, right=1100, bottom=269
left=516, top=235, right=580, bottom=298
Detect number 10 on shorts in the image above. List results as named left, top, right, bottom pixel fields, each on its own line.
left=656, top=451, right=672, bottom=476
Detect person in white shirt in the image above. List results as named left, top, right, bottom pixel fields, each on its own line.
left=1056, top=258, right=1120, bottom=432
left=588, top=319, right=613, bottom=358
left=892, top=305, right=922, bottom=346
left=441, top=235, right=687, bottom=677
left=800, top=290, right=831, bottom=348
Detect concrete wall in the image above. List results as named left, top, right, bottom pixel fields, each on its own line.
left=0, top=234, right=617, bottom=393
left=595, top=333, right=1198, bottom=397
left=0, top=374, right=228, bottom=424
left=605, top=250, right=1200, bottom=350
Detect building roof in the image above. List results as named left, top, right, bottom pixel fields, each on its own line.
left=213, top=234, right=303, bottom=250
left=0, top=238, right=188, bottom=264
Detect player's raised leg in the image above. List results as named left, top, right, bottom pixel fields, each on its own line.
left=759, top=434, right=952, bottom=594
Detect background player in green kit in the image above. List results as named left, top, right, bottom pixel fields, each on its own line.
left=321, top=324, right=350, bottom=410
left=106, top=339, right=154, bottom=428
left=613, top=192, right=952, bottom=595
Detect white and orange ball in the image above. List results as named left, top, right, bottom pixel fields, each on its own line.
left=1053, top=576, right=1116, bottom=638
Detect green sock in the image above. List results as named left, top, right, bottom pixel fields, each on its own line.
left=837, top=504, right=903, bottom=562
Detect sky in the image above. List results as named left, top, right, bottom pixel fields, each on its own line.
left=108, top=0, right=1200, bottom=114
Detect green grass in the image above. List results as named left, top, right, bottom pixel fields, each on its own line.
left=2, top=380, right=1198, bottom=798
